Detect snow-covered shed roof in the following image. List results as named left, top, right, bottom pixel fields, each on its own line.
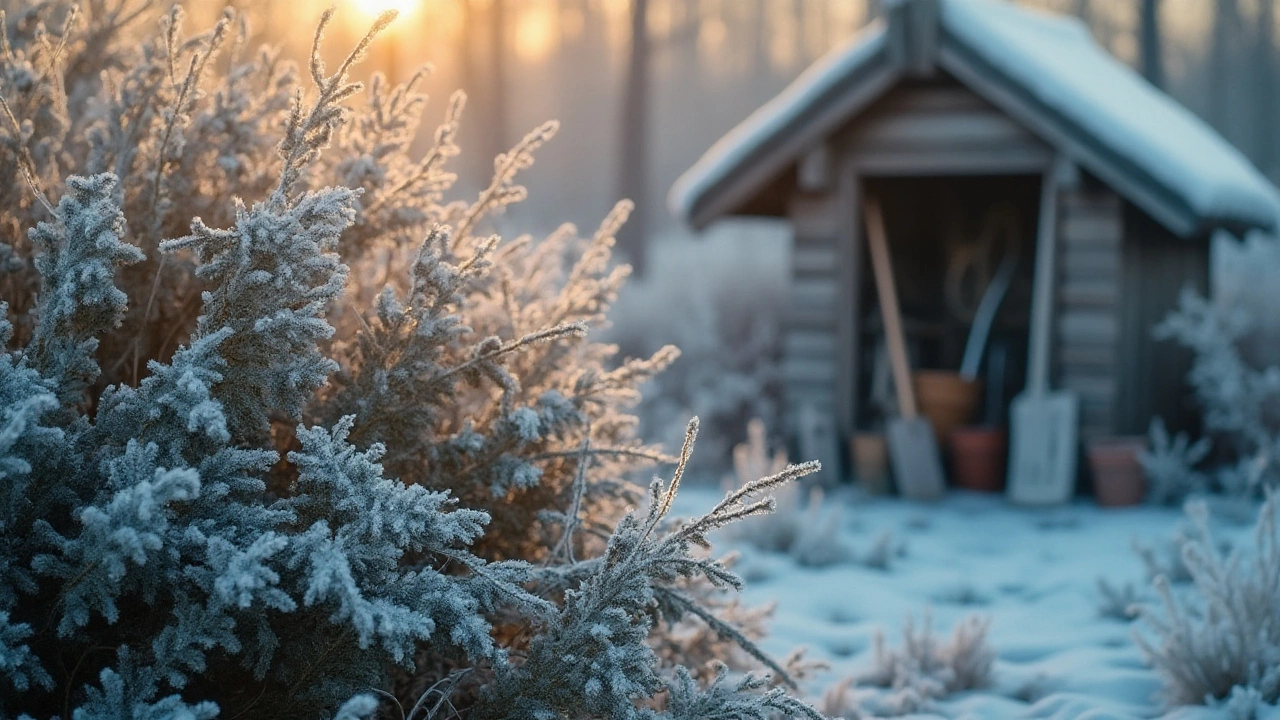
left=670, top=0, right=1280, bottom=237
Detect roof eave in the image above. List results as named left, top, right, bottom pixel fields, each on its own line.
left=671, top=28, right=900, bottom=230
left=938, top=28, right=1276, bottom=239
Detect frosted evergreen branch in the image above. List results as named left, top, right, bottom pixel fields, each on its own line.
left=529, top=446, right=675, bottom=464
left=472, top=416, right=821, bottom=719
left=431, top=322, right=588, bottom=388
left=26, top=173, right=143, bottom=405
left=362, top=90, right=465, bottom=218
left=452, top=121, right=559, bottom=244
left=547, top=427, right=591, bottom=565
left=274, top=7, right=395, bottom=205
left=0, top=93, right=54, bottom=214
left=147, top=7, right=233, bottom=228
left=654, top=585, right=797, bottom=689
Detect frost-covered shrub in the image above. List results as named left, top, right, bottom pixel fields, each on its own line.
left=0, top=5, right=824, bottom=718
left=1141, top=417, right=1211, bottom=506
left=790, top=488, right=852, bottom=568
left=828, top=611, right=994, bottom=717
left=859, top=531, right=906, bottom=572
left=1133, top=517, right=1234, bottom=586
left=1135, top=535, right=1193, bottom=586
left=819, top=678, right=870, bottom=720
left=1156, top=287, right=1280, bottom=497
left=1134, top=494, right=1280, bottom=706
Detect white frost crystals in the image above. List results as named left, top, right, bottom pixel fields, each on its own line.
left=1134, top=494, right=1280, bottom=706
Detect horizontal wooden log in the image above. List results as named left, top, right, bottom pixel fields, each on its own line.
left=1059, top=279, right=1120, bottom=308
left=1060, top=248, right=1121, bottom=279
left=1060, top=374, right=1116, bottom=400
left=1058, top=343, right=1116, bottom=369
left=1059, top=190, right=1122, bottom=214
left=1058, top=310, right=1119, bottom=340
left=788, top=194, right=842, bottom=238
left=782, top=357, right=839, bottom=385
left=791, top=246, right=841, bottom=276
left=783, top=305, right=838, bottom=330
left=852, top=110, right=1041, bottom=151
left=784, top=329, right=839, bottom=359
left=1060, top=213, right=1122, bottom=246
left=883, top=86, right=990, bottom=112
left=850, top=146, right=1053, bottom=175
left=783, top=390, right=838, bottom=419
left=789, top=276, right=841, bottom=310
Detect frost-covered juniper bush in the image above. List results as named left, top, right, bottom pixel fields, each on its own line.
left=0, top=4, right=824, bottom=718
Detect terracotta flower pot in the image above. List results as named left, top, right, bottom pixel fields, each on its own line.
left=851, top=432, right=890, bottom=495
left=913, top=370, right=982, bottom=445
left=1087, top=436, right=1147, bottom=507
left=949, top=426, right=1007, bottom=492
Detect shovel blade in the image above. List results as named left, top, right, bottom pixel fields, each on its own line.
left=1007, top=391, right=1079, bottom=505
left=887, top=417, right=946, bottom=501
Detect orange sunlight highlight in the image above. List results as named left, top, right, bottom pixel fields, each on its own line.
left=515, top=3, right=559, bottom=63
left=346, top=0, right=422, bottom=23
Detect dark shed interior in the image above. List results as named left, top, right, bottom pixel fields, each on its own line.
left=856, top=175, right=1040, bottom=431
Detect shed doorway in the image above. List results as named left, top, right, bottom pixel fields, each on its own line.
left=856, top=175, right=1043, bottom=432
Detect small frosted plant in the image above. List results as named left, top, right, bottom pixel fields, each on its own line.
left=722, top=418, right=801, bottom=551
left=826, top=611, right=994, bottom=716
left=1134, top=493, right=1280, bottom=706
left=722, top=419, right=851, bottom=567
left=1141, top=417, right=1211, bottom=506
left=1096, top=578, right=1141, bottom=621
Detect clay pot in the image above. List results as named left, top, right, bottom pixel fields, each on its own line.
left=1087, top=436, right=1147, bottom=507
left=949, top=426, right=1007, bottom=492
left=851, top=432, right=890, bottom=495
left=913, top=370, right=982, bottom=445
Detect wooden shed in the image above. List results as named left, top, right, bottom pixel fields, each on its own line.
left=670, top=0, right=1280, bottom=482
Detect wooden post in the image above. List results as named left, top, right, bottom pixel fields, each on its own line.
left=1027, top=166, right=1060, bottom=393
left=838, top=169, right=864, bottom=441
left=1007, top=161, right=1080, bottom=505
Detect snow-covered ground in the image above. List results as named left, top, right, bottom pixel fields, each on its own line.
left=672, top=485, right=1272, bottom=720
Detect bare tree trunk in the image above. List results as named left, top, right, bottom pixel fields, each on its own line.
left=1258, top=0, right=1277, bottom=175
left=487, top=1, right=507, bottom=165
left=1210, top=0, right=1240, bottom=130
left=461, top=0, right=508, bottom=187
left=793, top=0, right=805, bottom=65
left=616, top=0, right=650, bottom=276
left=1139, top=0, right=1163, bottom=88
left=752, top=0, right=769, bottom=79
left=1072, top=0, right=1091, bottom=24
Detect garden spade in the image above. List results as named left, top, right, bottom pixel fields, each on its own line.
left=1007, top=173, right=1079, bottom=505
left=863, top=197, right=946, bottom=501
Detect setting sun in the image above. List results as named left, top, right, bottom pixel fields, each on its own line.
left=346, top=0, right=421, bottom=22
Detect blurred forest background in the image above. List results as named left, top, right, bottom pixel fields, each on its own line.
left=202, top=0, right=1280, bottom=258
left=181, top=0, right=1280, bottom=464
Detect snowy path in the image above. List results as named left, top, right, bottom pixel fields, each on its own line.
left=671, top=486, right=1266, bottom=720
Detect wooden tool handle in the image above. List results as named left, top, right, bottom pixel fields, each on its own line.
left=863, top=197, right=918, bottom=419
left=1027, top=168, right=1060, bottom=394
